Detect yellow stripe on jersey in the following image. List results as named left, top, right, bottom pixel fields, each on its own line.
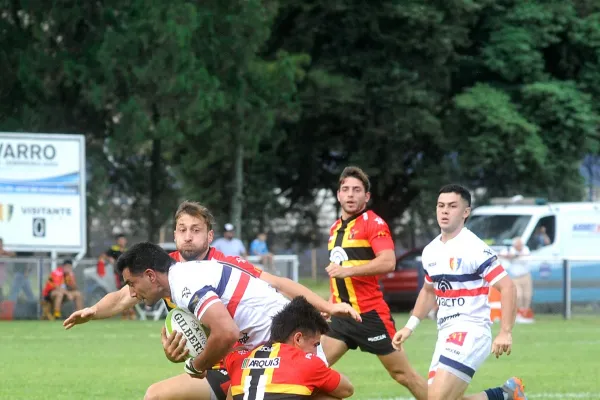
left=231, top=384, right=312, bottom=396
left=339, top=239, right=370, bottom=248
left=343, top=277, right=361, bottom=313
left=163, top=297, right=177, bottom=310
left=341, top=260, right=370, bottom=267
left=265, top=343, right=281, bottom=385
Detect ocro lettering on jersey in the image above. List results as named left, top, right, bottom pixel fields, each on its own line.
left=436, top=278, right=465, bottom=307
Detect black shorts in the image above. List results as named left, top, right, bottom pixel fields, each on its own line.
left=326, top=308, right=397, bottom=355
left=206, top=369, right=230, bottom=400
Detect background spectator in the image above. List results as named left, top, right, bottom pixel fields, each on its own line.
left=0, top=238, right=16, bottom=301
left=212, top=223, right=247, bottom=258
left=501, top=237, right=535, bottom=323
left=250, top=232, right=275, bottom=273
left=42, top=259, right=83, bottom=320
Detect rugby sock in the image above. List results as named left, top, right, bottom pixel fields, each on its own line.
left=484, top=387, right=507, bottom=400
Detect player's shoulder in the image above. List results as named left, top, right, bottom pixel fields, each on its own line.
left=463, top=228, right=494, bottom=248
left=170, top=259, right=221, bottom=278
left=276, top=343, right=321, bottom=365
left=329, top=218, right=341, bottom=232
left=363, top=210, right=387, bottom=225
left=460, top=229, right=497, bottom=261
left=109, top=245, right=120, bottom=251
left=422, top=234, right=442, bottom=255
left=228, top=347, right=252, bottom=361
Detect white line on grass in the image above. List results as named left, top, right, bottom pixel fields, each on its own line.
left=366, top=394, right=600, bottom=400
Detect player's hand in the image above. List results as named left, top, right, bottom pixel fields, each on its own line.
left=392, top=327, right=413, bottom=351
left=63, top=307, right=96, bottom=330
left=326, top=263, right=350, bottom=279
left=491, top=330, right=512, bottom=358
left=328, top=303, right=362, bottom=323
left=161, top=326, right=189, bottom=363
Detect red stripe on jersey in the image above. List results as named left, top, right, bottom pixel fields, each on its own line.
left=227, top=273, right=250, bottom=317
left=197, top=295, right=219, bottom=317
left=425, top=274, right=433, bottom=283
left=428, top=371, right=436, bottom=379
left=484, top=266, right=505, bottom=283
left=435, top=287, right=489, bottom=298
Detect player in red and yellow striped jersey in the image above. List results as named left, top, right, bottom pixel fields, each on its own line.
left=321, top=166, right=428, bottom=400
left=225, top=296, right=353, bottom=400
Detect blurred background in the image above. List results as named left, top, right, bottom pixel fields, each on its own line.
left=1, top=0, right=600, bottom=321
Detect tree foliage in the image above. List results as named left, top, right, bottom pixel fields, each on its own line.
left=2, top=0, right=600, bottom=249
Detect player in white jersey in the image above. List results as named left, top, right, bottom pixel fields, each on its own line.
left=115, top=242, right=357, bottom=381
left=392, top=184, right=528, bottom=400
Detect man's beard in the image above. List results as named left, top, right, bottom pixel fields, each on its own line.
left=179, top=246, right=208, bottom=261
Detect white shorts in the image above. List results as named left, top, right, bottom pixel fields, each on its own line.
left=428, top=325, right=491, bottom=384
left=317, top=343, right=328, bottom=366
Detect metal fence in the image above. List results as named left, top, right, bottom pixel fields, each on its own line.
left=521, top=256, right=600, bottom=319
left=4, top=254, right=594, bottom=320
left=0, top=254, right=299, bottom=321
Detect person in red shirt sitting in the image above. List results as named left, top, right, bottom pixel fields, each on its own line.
left=225, top=296, right=354, bottom=400
left=42, top=260, right=83, bottom=319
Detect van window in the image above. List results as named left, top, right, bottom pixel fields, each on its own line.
left=467, top=215, right=532, bottom=246
left=527, top=216, right=556, bottom=250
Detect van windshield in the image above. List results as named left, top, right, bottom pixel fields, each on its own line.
left=467, top=214, right=532, bottom=246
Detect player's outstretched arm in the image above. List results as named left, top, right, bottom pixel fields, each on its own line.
left=63, top=286, right=138, bottom=329
left=260, top=272, right=361, bottom=322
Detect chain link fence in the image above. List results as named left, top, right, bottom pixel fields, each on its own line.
left=0, top=254, right=299, bottom=320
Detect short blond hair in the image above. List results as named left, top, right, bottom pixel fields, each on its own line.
left=174, top=201, right=215, bottom=231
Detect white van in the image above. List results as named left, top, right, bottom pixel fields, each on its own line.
left=466, top=199, right=600, bottom=306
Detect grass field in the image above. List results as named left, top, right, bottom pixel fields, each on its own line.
left=1, top=315, right=599, bottom=399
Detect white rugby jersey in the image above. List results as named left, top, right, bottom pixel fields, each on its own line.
left=169, top=259, right=289, bottom=350
left=421, top=228, right=507, bottom=330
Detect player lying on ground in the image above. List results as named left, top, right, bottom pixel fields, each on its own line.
left=393, top=184, right=527, bottom=400
left=64, top=201, right=359, bottom=400
left=224, top=296, right=354, bottom=400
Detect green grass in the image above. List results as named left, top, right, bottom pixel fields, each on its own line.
left=1, top=315, right=599, bottom=399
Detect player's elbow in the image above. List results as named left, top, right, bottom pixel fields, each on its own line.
left=340, top=385, right=354, bottom=398
left=381, top=252, right=396, bottom=272
left=336, top=382, right=354, bottom=398
left=331, top=375, right=354, bottom=398
left=221, top=325, right=240, bottom=347
left=496, top=276, right=516, bottom=295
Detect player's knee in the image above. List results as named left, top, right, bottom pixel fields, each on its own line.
left=388, top=369, right=412, bottom=386
left=143, top=383, right=161, bottom=400
left=426, top=385, right=441, bottom=400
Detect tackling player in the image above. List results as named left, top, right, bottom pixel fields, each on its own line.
left=321, top=166, right=427, bottom=400
left=393, top=184, right=527, bottom=400
left=64, top=201, right=359, bottom=400
left=115, top=243, right=341, bottom=393
left=224, top=296, right=354, bottom=400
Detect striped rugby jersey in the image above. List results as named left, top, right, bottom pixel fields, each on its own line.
left=169, top=259, right=289, bottom=350
left=421, top=228, right=507, bottom=330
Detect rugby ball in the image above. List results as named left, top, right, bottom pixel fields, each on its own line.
left=165, top=308, right=210, bottom=358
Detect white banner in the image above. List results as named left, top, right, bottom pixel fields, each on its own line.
left=0, top=133, right=86, bottom=252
